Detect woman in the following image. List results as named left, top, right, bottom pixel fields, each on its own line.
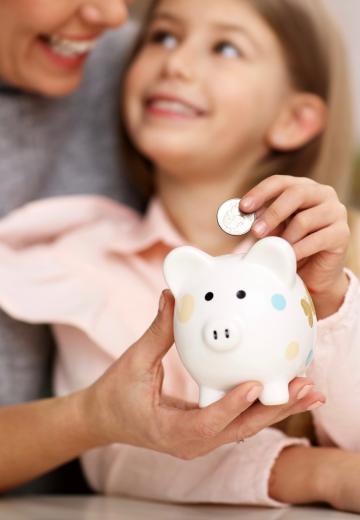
left=0, top=0, right=322, bottom=493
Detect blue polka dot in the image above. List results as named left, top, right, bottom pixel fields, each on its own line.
left=305, top=350, right=314, bottom=367
left=271, top=294, right=287, bottom=311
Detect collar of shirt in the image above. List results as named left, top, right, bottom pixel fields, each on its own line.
left=109, top=197, right=256, bottom=256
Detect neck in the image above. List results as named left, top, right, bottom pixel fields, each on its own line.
left=155, top=160, right=257, bottom=256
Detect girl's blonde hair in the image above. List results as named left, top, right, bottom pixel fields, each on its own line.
left=125, top=0, right=355, bottom=197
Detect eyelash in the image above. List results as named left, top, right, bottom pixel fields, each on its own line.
left=213, top=41, right=241, bottom=58
left=146, top=29, right=243, bottom=59
left=147, top=29, right=178, bottom=48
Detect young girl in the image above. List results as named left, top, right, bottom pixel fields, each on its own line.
left=0, top=0, right=359, bottom=512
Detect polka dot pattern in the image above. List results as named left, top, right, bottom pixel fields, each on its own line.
left=176, top=294, right=195, bottom=323
left=285, top=341, right=300, bottom=361
left=272, top=294, right=287, bottom=311
left=305, top=350, right=314, bottom=367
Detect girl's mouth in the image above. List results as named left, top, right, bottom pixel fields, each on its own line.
left=37, top=34, right=98, bottom=68
left=145, top=95, right=207, bottom=120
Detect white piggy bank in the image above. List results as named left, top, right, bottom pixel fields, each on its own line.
left=163, top=237, right=317, bottom=407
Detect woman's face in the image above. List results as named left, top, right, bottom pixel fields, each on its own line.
left=124, top=0, right=292, bottom=176
left=0, top=0, right=132, bottom=96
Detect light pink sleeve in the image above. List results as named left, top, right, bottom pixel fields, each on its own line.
left=307, top=269, right=360, bottom=451
left=0, top=197, right=310, bottom=508
left=82, top=428, right=308, bottom=507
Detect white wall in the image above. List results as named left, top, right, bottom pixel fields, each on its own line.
left=327, top=0, right=360, bottom=139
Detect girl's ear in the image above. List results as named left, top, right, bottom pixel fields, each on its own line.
left=267, top=93, right=327, bottom=151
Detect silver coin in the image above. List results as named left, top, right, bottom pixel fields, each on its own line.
left=217, top=198, right=256, bottom=236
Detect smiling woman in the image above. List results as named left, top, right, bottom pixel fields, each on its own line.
left=0, top=0, right=131, bottom=96
left=0, top=0, right=140, bottom=494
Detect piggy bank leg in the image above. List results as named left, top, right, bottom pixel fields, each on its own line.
left=199, top=386, right=226, bottom=408
left=260, top=381, right=289, bottom=405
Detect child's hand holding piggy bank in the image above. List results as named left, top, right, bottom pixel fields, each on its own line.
left=164, top=237, right=316, bottom=407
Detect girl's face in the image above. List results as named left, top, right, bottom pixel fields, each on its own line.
left=0, top=0, right=131, bottom=96
left=124, top=0, right=293, bottom=176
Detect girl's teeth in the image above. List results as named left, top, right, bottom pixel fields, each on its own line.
left=151, top=100, right=198, bottom=116
left=48, top=36, right=97, bottom=57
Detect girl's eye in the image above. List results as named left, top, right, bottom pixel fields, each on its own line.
left=149, top=30, right=178, bottom=50
left=214, top=41, right=241, bottom=59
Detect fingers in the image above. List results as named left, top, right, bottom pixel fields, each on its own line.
left=281, top=202, right=343, bottom=246
left=293, top=222, right=350, bottom=261
left=131, top=289, right=175, bottom=369
left=158, top=378, right=325, bottom=460
left=239, top=176, right=341, bottom=240
left=253, top=185, right=336, bottom=238
left=240, top=175, right=315, bottom=213
left=214, top=377, right=325, bottom=446
left=177, top=381, right=263, bottom=441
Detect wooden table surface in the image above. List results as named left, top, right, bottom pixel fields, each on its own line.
left=0, top=496, right=357, bottom=520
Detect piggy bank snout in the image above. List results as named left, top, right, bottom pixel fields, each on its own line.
left=202, top=318, right=241, bottom=351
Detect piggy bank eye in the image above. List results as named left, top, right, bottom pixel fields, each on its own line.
left=205, top=292, right=214, bottom=301
left=236, top=290, right=246, bottom=299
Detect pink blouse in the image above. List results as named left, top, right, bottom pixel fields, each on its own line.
left=0, top=196, right=358, bottom=507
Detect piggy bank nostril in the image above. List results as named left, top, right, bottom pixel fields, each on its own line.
left=203, top=319, right=241, bottom=351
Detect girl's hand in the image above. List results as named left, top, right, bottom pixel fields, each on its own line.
left=82, top=290, right=325, bottom=460
left=240, top=175, right=351, bottom=319
left=269, top=444, right=360, bottom=513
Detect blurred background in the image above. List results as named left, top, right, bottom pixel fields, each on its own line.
left=130, top=1, right=360, bottom=207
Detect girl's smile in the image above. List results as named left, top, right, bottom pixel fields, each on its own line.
left=125, top=0, right=293, bottom=176
left=145, top=92, right=208, bottom=120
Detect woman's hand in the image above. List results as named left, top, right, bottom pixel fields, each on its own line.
left=0, top=290, right=324, bottom=492
left=240, top=175, right=350, bottom=319
left=82, top=290, right=325, bottom=460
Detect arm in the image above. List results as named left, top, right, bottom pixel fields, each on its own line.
left=307, top=269, right=360, bottom=451
left=0, top=291, right=323, bottom=493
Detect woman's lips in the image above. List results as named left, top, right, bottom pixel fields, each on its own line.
left=37, top=34, right=98, bottom=69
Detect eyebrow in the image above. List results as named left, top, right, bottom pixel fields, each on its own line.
left=150, top=12, right=260, bottom=51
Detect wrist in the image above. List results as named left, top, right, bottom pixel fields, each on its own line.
left=70, top=388, right=110, bottom=449
left=269, top=445, right=337, bottom=505
left=310, top=271, right=349, bottom=320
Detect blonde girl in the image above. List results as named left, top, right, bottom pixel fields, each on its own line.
left=0, top=0, right=359, bottom=513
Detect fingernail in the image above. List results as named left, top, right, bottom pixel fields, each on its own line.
left=296, top=384, right=314, bottom=400
left=158, top=291, right=167, bottom=313
left=246, top=385, right=262, bottom=402
left=253, top=220, right=267, bottom=236
left=307, top=401, right=324, bottom=411
left=241, top=197, right=254, bottom=211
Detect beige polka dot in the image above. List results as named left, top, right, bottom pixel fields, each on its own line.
left=176, top=294, right=195, bottom=323
left=301, top=298, right=314, bottom=328
left=305, top=288, right=316, bottom=315
left=285, top=341, right=300, bottom=361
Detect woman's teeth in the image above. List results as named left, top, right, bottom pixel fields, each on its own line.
left=45, top=35, right=97, bottom=57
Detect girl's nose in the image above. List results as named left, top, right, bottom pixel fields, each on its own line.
left=80, top=1, right=129, bottom=29
left=162, top=46, right=196, bottom=82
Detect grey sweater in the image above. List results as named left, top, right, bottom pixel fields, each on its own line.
left=0, top=25, right=140, bottom=492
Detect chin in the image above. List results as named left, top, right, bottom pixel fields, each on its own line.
left=29, top=74, right=83, bottom=98
left=137, top=132, right=195, bottom=159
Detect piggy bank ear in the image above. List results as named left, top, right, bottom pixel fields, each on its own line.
left=243, top=237, right=296, bottom=288
left=163, top=246, right=213, bottom=297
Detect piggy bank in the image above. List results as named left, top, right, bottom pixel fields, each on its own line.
left=163, top=237, right=317, bottom=407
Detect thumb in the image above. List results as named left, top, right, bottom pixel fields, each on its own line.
left=132, top=289, right=175, bottom=369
